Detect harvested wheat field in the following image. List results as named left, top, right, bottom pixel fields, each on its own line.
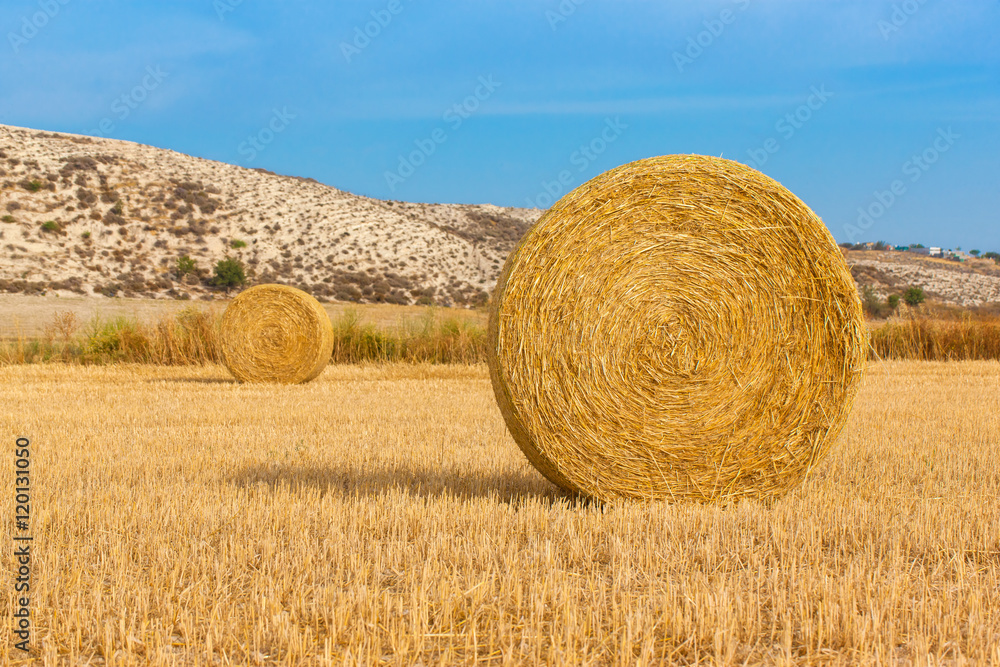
left=2, top=361, right=999, bottom=665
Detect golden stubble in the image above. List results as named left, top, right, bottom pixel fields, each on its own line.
left=1, top=361, right=998, bottom=665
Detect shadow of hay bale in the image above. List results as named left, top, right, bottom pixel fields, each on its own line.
left=149, top=376, right=236, bottom=384
left=224, top=459, right=579, bottom=505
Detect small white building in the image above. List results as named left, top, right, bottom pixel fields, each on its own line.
left=929, top=247, right=943, bottom=257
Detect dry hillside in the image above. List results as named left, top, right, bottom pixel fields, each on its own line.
left=2, top=123, right=997, bottom=309
left=846, top=250, right=1000, bottom=308
left=0, top=124, right=538, bottom=306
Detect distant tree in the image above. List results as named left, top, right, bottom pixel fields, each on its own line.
left=176, top=255, right=196, bottom=277
left=861, top=286, right=888, bottom=318
left=910, top=243, right=926, bottom=249
left=887, top=294, right=900, bottom=310
left=903, top=287, right=926, bottom=307
left=970, top=249, right=981, bottom=257
left=838, top=242, right=853, bottom=249
left=874, top=240, right=890, bottom=251
left=212, top=257, right=246, bottom=289
left=983, top=251, right=1000, bottom=263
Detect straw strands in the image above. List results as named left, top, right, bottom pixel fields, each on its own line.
left=220, top=284, right=334, bottom=383
left=487, top=155, right=868, bottom=502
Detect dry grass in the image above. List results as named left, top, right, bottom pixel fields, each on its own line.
left=5, top=307, right=1000, bottom=368
left=4, top=306, right=1000, bottom=370
left=1, top=361, right=998, bottom=665
left=0, top=307, right=485, bottom=366
left=0, top=296, right=487, bottom=340
left=870, top=316, right=1000, bottom=361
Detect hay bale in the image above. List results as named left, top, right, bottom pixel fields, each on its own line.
left=220, top=284, right=334, bottom=384
left=487, top=155, right=867, bottom=502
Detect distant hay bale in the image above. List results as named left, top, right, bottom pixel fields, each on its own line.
left=220, top=284, right=333, bottom=384
left=487, top=155, right=867, bottom=503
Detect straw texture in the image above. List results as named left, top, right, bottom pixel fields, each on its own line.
left=220, top=284, right=334, bottom=384
left=487, top=155, right=867, bottom=502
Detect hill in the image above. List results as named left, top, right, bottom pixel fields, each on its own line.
left=2, top=123, right=998, bottom=310
left=0, top=124, right=539, bottom=306
left=845, top=250, right=1000, bottom=309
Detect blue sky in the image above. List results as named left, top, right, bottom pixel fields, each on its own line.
left=2, top=0, right=998, bottom=250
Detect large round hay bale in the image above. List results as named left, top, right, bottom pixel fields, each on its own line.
left=220, top=284, right=334, bottom=384
left=487, top=155, right=867, bottom=502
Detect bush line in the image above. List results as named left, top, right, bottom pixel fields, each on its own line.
left=0, top=307, right=485, bottom=366
left=3, top=308, right=1000, bottom=365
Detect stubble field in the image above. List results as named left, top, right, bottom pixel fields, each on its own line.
left=2, top=361, right=999, bottom=665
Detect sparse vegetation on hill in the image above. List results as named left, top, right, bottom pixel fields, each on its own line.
left=0, top=124, right=540, bottom=306
left=3, top=124, right=996, bottom=310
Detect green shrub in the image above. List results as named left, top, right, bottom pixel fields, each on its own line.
left=212, top=257, right=246, bottom=289
left=40, top=221, right=61, bottom=233
left=82, top=231, right=91, bottom=239
left=83, top=316, right=147, bottom=360
left=861, top=285, right=888, bottom=318
left=1, top=215, right=14, bottom=223
left=887, top=294, right=900, bottom=310
left=904, top=287, right=926, bottom=307
left=176, top=255, right=196, bottom=277
left=230, top=239, right=247, bottom=249
left=24, top=180, right=43, bottom=192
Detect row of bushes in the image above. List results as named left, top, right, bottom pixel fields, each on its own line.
left=860, top=285, right=926, bottom=319
left=0, top=308, right=485, bottom=366
left=4, top=309, right=1000, bottom=366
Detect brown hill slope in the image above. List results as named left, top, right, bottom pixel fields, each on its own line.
left=0, top=124, right=539, bottom=306
left=2, top=124, right=997, bottom=310
left=845, top=250, right=1000, bottom=308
